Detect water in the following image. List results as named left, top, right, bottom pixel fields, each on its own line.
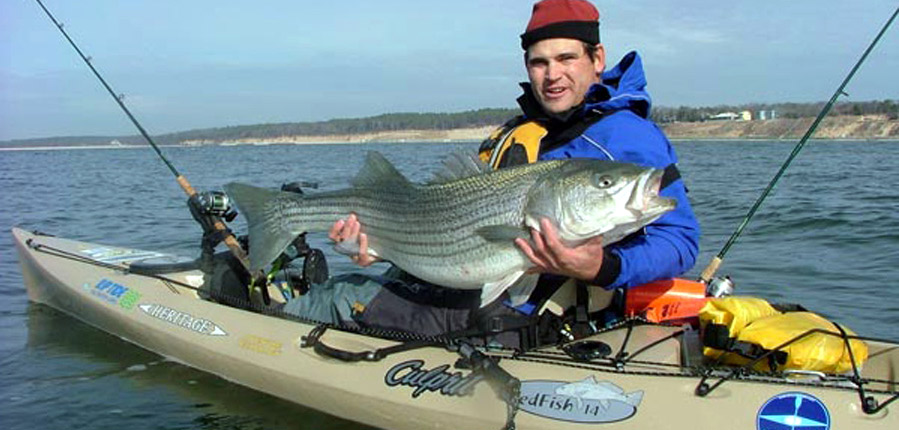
left=1, top=140, right=897, bottom=429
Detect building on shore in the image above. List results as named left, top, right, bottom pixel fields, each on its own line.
left=757, top=110, right=778, bottom=120
left=709, top=112, right=740, bottom=121
left=709, top=111, right=754, bottom=121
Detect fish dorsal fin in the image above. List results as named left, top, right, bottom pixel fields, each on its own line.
left=351, top=151, right=411, bottom=188
left=428, top=151, right=492, bottom=184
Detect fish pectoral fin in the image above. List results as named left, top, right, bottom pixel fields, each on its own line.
left=505, top=273, right=540, bottom=307
left=479, top=270, right=525, bottom=307
left=476, top=225, right=529, bottom=243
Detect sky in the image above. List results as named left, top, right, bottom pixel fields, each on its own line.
left=1, top=0, right=898, bottom=141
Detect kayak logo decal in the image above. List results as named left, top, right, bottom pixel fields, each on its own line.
left=518, top=377, right=643, bottom=423
left=239, top=335, right=282, bottom=356
left=385, top=360, right=483, bottom=398
left=757, top=392, right=830, bottom=430
left=85, top=279, right=141, bottom=310
left=138, top=303, right=227, bottom=336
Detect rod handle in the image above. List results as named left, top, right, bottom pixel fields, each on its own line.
left=699, top=256, right=723, bottom=284
left=176, top=175, right=197, bottom=196
left=219, top=221, right=250, bottom=264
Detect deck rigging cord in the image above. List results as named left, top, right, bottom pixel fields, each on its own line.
left=699, top=5, right=899, bottom=283
left=26, top=231, right=899, bottom=415
left=33, top=0, right=260, bottom=289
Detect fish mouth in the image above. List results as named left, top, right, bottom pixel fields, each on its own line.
left=628, top=168, right=676, bottom=216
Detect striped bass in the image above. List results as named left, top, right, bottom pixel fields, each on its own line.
left=224, top=151, right=675, bottom=306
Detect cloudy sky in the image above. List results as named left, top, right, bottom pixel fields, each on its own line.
left=1, top=0, right=897, bottom=140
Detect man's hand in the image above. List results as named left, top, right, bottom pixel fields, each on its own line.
left=329, top=213, right=380, bottom=267
left=515, top=218, right=604, bottom=281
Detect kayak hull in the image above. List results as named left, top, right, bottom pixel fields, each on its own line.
left=13, top=227, right=898, bottom=430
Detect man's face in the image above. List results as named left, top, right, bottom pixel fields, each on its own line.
left=525, top=38, right=605, bottom=116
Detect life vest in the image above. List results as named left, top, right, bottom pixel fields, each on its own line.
left=699, top=296, right=869, bottom=373
left=478, top=116, right=547, bottom=169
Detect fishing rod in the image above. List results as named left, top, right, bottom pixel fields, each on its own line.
left=699, top=5, right=899, bottom=284
left=33, top=1, right=255, bottom=279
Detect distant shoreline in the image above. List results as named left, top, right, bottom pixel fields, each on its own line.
left=3, top=137, right=895, bottom=152
left=2, top=115, right=896, bottom=150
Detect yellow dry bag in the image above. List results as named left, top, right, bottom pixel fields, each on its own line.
left=699, top=296, right=868, bottom=374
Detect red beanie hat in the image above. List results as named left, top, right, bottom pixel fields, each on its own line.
left=520, top=0, right=600, bottom=50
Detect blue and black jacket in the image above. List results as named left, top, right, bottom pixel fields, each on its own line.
left=482, top=51, right=700, bottom=289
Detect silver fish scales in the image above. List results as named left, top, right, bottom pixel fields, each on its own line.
left=225, top=151, right=674, bottom=306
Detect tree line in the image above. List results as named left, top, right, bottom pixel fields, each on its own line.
left=163, top=99, right=897, bottom=143
left=160, top=108, right=518, bottom=143
left=652, top=99, right=898, bottom=123
left=2, top=100, right=896, bottom=148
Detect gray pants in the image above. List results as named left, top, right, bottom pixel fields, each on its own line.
left=283, top=269, right=522, bottom=341
left=282, top=272, right=385, bottom=326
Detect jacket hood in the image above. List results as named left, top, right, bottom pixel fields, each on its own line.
left=518, top=50, right=652, bottom=121
left=587, top=51, right=652, bottom=118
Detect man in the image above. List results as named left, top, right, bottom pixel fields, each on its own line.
left=289, top=0, right=700, bottom=342
left=481, top=0, right=700, bottom=292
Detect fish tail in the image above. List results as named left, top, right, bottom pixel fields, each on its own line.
left=224, top=182, right=299, bottom=272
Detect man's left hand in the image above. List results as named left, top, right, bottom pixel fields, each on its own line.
left=515, top=218, right=605, bottom=281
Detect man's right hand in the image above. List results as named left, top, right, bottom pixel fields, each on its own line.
left=328, top=213, right=380, bottom=267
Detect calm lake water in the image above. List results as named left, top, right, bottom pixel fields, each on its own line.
left=1, top=140, right=898, bottom=429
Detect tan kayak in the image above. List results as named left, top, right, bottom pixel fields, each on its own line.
left=13, top=227, right=898, bottom=430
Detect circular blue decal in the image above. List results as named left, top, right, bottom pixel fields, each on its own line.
left=757, top=392, right=830, bottom=430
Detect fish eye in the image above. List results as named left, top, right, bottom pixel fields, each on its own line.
left=593, top=173, right=614, bottom=189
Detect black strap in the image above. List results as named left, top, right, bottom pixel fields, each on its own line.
left=702, top=323, right=788, bottom=371
left=661, top=163, right=681, bottom=190
left=702, top=323, right=732, bottom=350
left=496, top=143, right=530, bottom=169
left=301, top=324, right=441, bottom=362
left=381, top=271, right=482, bottom=309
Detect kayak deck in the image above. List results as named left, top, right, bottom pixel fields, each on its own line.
left=13, top=227, right=899, bottom=430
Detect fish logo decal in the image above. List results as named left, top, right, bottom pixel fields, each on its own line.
left=554, top=376, right=644, bottom=410
left=518, top=377, right=643, bottom=423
